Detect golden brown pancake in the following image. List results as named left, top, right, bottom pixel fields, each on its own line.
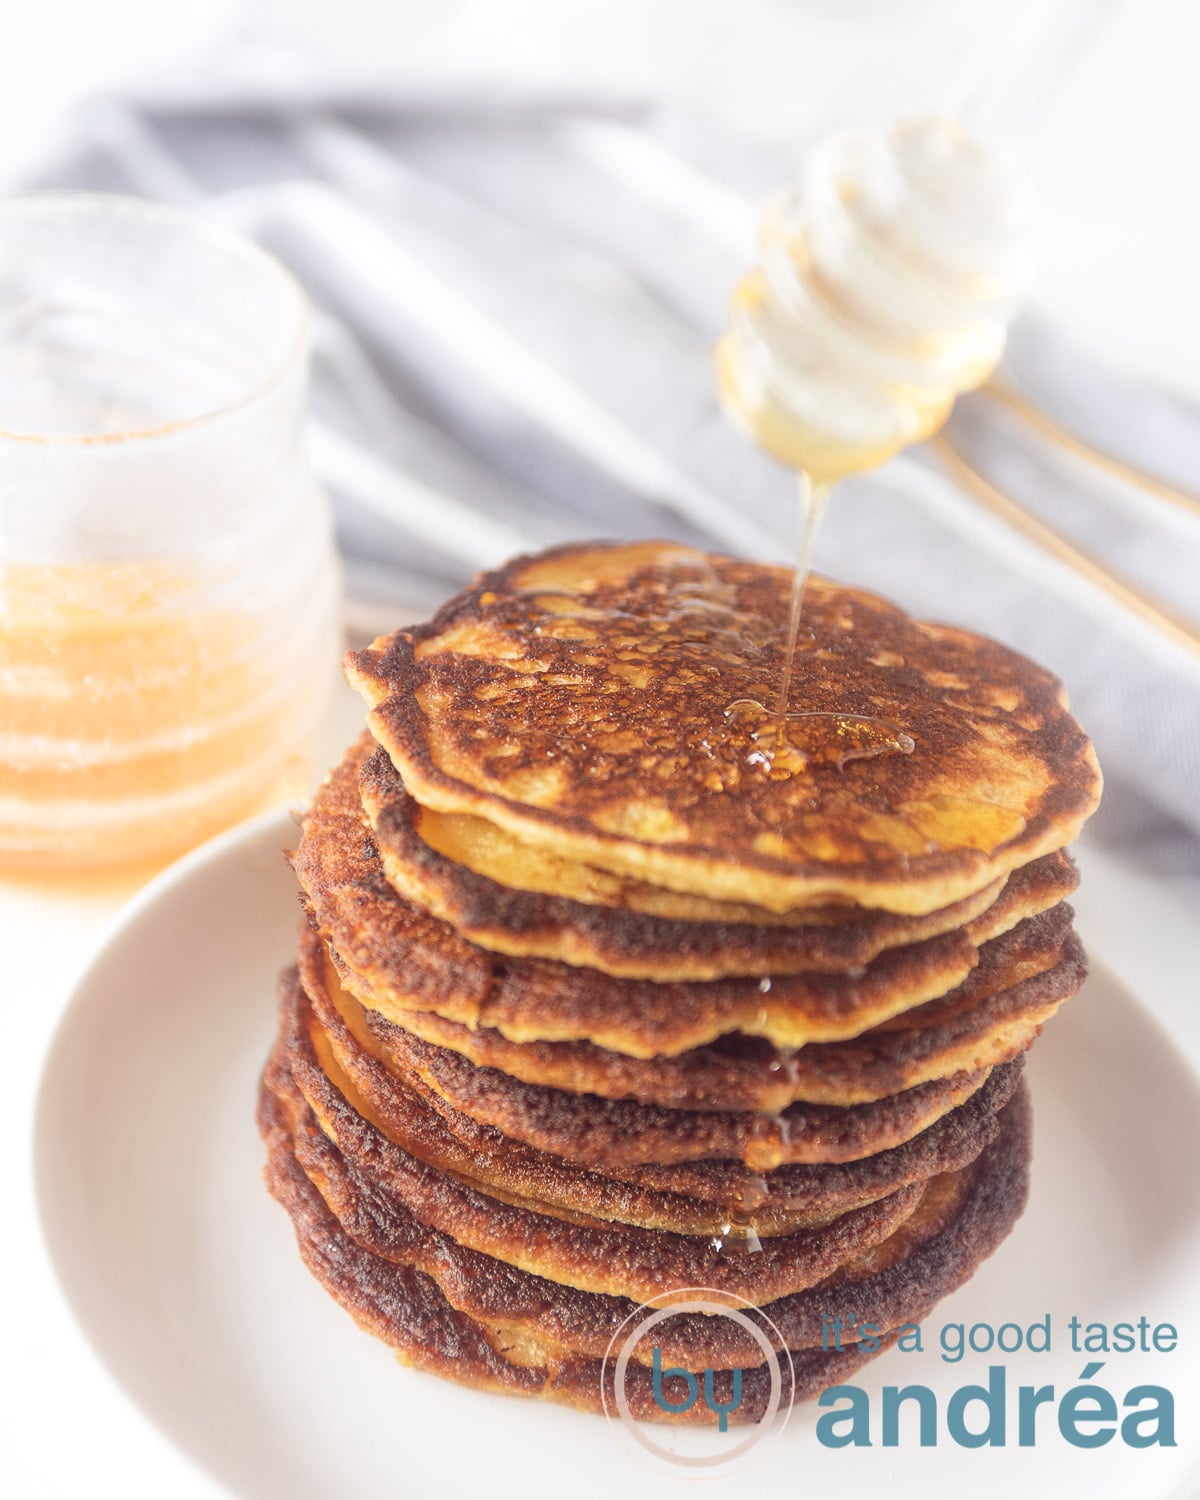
left=346, top=542, right=1101, bottom=916
left=279, top=987, right=927, bottom=1305
left=294, top=741, right=1074, bottom=1058
left=359, top=740, right=1076, bottom=979
left=261, top=1090, right=864, bottom=1423
left=259, top=1063, right=1031, bottom=1418
left=355, top=923, right=1083, bottom=1109
left=299, top=924, right=991, bottom=1171
left=281, top=960, right=1024, bottom=1233
left=262, top=1050, right=1030, bottom=1369
left=394, top=787, right=1002, bottom=929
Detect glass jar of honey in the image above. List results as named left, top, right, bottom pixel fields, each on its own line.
left=0, top=194, right=342, bottom=869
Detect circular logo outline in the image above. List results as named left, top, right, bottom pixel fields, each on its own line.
left=600, top=1286, right=795, bottom=1475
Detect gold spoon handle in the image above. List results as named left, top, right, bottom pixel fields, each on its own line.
left=930, top=432, right=1200, bottom=660
left=980, top=376, right=1200, bottom=520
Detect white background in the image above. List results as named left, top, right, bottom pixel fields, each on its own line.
left=3, top=4, right=1199, bottom=1498
left=2, top=0, right=1199, bottom=398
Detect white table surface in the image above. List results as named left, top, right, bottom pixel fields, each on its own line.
left=5, top=672, right=365, bottom=1500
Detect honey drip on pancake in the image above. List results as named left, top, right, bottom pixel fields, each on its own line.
left=777, top=471, right=830, bottom=728
left=724, top=473, right=915, bottom=781
left=725, top=697, right=915, bottom=778
left=712, top=1033, right=805, bottom=1255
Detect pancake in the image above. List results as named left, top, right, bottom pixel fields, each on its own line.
left=283, top=959, right=1024, bottom=1232
left=295, top=742, right=1074, bottom=1058
left=300, top=924, right=992, bottom=1171
left=346, top=542, right=1101, bottom=916
left=360, top=740, right=1076, bottom=978
left=280, top=983, right=928, bottom=1305
left=357, top=927, right=1083, bottom=1109
left=394, top=790, right=1001, bottom=930
left=259, top=1065, right=1030, bottom=1418
left=380, top=900, right=1067, bottom=1061
left=280, top=964, right=755, bottom=1237
left=323, top=880, right=1062, bottom=1060
left=261, top=1085, right=886, bottom=1423
left=262, top=1049, right=1031, bottom=1369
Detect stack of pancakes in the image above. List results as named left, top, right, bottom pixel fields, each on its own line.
left=259, top=541, right=1101, bottom=1425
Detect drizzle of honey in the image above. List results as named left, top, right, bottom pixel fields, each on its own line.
left=713, top=1210, right=765, bottom=1257
left=720, top=469, right=916, bottom=783
left=711, top=1089, right=806, bottom=1256
left=726, top=698, right=915, bottom=778
left=776, top=470, right=830, bottom=724
left=712, top=1173, right=769, bottom=1256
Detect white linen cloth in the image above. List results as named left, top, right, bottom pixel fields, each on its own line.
left=14, top=81, right=1200, bottom=872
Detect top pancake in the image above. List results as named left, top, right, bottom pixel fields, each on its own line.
left=294, top=737, right=1075, bottom=1058
left=359, top=743, right=1042, bottom=980
left=347, top=542, right=1101, bottom=916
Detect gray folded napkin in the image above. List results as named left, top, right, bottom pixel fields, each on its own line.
left=14, top=81, right=1200, bottom=870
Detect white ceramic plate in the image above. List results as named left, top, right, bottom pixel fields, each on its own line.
left=35, top=810, right=1200, bottom=1500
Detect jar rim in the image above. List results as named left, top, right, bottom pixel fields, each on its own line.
left=0, top=191, right=310, bottom=448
